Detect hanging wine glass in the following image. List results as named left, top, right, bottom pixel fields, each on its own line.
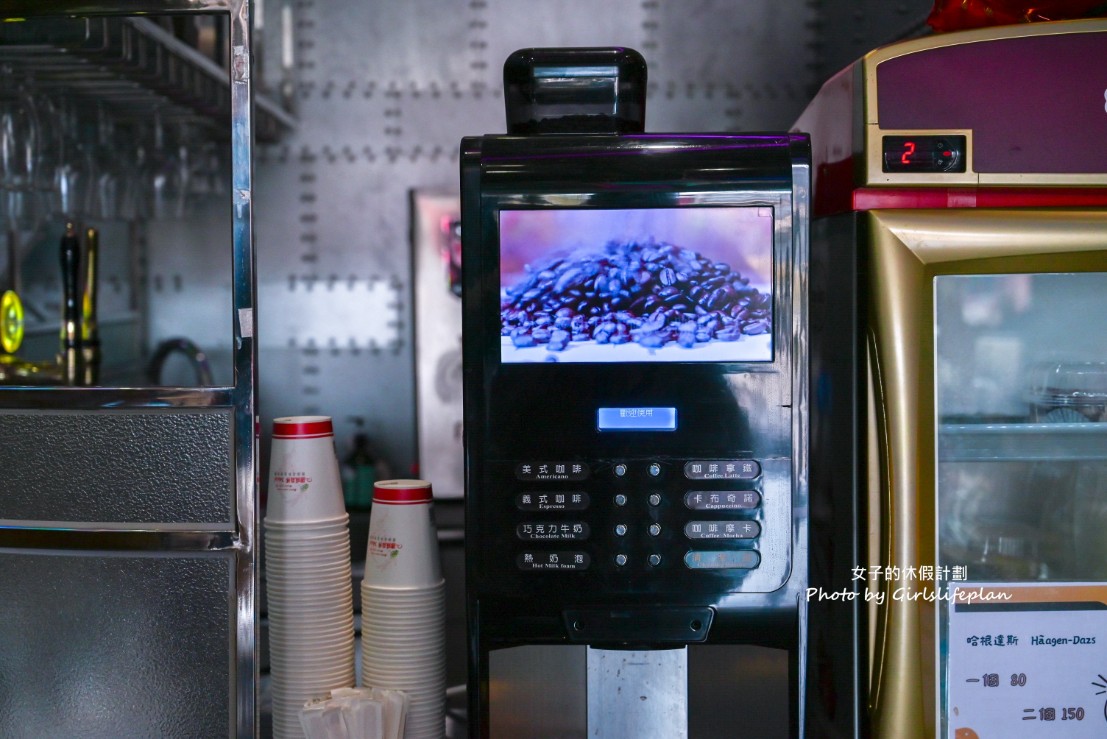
left=149, top=112, right=180, bottom=220
left=32, top=89, right=62, bottom=221
left=51, top=95, right=86, bottom=221
left=0, top=72, right=42, bottom=234
left=0, top=69, right=41, bottom=359
left=172, top=121, right=193, bottom=219
left=81, top=104, right=120, bottom=221
left=119, top=119, right=151, bottom=221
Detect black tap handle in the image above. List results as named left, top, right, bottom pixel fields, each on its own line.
left=60, top=223, right=82, bottom=384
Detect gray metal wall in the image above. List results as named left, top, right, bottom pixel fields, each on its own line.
left=230, top=0, right=931, bottom=480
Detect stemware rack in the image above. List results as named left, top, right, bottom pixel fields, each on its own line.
left=0, top=14, right=293, bottom=143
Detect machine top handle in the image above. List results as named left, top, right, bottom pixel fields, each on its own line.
left=503, top=47, right=647, bottom=135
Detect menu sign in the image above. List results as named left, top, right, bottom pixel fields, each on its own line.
left=946, top=584, right=1107, bottom=738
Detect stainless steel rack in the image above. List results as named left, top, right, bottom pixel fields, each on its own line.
left=0, top=1, right=266, bottom=736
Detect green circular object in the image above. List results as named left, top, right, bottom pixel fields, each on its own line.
left=1, top=290, right=25, bottom=354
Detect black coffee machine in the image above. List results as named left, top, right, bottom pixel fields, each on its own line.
left=460, top=48, right=862, bottom=738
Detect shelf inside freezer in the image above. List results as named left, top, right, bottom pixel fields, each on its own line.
left=0, top=15, right=294, bottom=143
left=939, top=421, right=1107, bottom=462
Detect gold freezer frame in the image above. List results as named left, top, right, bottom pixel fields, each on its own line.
left=864, top=208, right=1107, bottom=738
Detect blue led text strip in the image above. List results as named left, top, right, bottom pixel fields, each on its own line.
left=597, top=407, right=677, bottom=432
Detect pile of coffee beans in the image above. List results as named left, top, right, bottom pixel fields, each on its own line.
left=501, top=240, right=770, bottom=352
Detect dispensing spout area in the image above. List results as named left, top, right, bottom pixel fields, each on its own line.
left=146, top=336, right=214, bottom=386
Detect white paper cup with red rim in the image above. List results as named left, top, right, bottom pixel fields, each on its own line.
left=363, top=479, right=443, bottom=589
left=265, top=416, right=347, bottom=524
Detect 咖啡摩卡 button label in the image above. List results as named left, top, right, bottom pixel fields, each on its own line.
left=683, top=460, right=760, bottom=480
left=684, top=520, right=760, bottom=539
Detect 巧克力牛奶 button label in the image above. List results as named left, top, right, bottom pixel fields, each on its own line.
left=516, top=522, right=590, bottom=541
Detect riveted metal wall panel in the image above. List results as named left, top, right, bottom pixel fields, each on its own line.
left=251, top=0, right=822, bottom=481
left=813, top=0, right=932, bottom=82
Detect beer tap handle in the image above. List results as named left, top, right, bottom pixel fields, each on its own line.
left=81, top=227, right=100, bottom=385
left=59, top=223, right=82, bottom=385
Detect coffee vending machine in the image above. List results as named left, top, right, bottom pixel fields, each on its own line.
left=461, top=49, right=824, bottom=737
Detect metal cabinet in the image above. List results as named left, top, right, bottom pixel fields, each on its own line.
left=0, top=1, right=277, bottom=735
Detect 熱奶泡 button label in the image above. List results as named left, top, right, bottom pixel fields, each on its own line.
left=517, top=551, right=590, bottom=571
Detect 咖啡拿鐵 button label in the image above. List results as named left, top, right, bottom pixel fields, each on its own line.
left=684, top=520, right=760, bottom=539
left=515, top=462, right=590, bottom=481
left=516, top=522, right=590, bottom=541
left=517, top=551, right=590, bottom=571
left=683, top=460, right=761, bottom=480
left=684, top=550, right=760, bottom=569
left=684, top=490, right=761, bottom=511
left=516, top=491, right=590, bottom=511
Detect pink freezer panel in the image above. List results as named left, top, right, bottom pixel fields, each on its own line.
left=876, top=32, right=1107, bottom=174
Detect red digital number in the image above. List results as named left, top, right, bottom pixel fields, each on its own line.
left=900, top=141, right=916, bottom=166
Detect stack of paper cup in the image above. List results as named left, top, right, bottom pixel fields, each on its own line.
left=265, top=416, right=356, bottom=739
left=360, top=479, right=446, bottom=739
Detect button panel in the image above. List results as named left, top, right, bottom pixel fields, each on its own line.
left=508, top=457, right=769, bottom=579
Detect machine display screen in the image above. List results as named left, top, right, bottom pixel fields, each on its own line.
left=499, top=207, right=774, bottom=363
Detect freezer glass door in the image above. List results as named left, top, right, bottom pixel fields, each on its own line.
left=936, top=272, right=1107, bottom=581
left=936, top=272, right=1107, bottom=738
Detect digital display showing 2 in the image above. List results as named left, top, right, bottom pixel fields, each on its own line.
left=499, top=207, right=774, bottom=363
left=882, top=135, right=966, bottom=173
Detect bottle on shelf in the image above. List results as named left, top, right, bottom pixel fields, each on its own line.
left=1, top=224, right=96, bottom=386
left=342, top=432, right=379, bottom=510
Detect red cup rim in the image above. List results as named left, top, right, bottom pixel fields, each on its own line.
left=373, top=479, right=433, bottom=505
left=273, top=416, right=334, bottom=439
